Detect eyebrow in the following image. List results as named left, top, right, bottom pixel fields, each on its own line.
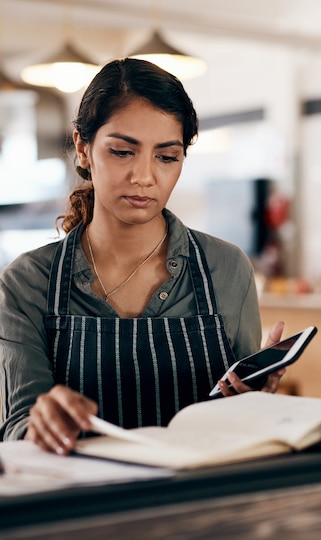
left=107, top=133, right=184, bottom=149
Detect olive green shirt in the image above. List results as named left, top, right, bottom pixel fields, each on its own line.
left=0, top=209, right=261, bottom=440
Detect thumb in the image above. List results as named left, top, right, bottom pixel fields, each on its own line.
left=264, top=320, right=284, bottom=347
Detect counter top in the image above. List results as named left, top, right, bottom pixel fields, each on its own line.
left=2, top=448, right=321, bottom=539
left=260, top=293, right=321, bottom=309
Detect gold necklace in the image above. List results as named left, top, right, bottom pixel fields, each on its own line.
left=86, top=224, right=168, bottom=301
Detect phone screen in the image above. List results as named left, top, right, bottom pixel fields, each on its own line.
left=234, top=333, right=300, bottom=379
left=209, top=326, right=317, bottom=397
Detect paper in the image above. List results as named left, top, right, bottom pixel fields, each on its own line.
left=0, top=440, right=172, bottom=496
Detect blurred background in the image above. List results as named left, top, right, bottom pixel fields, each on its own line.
left=0, top=0, right=321, bottom=291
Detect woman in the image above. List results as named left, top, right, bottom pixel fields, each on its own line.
left=0, top=58, right=284, bottom=455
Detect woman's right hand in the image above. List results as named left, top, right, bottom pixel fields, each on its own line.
left=25, top=385, right=98, bottom=455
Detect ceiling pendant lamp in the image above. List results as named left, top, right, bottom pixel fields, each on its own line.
left=0, top=69, right=23, bottom=91
left=20, top=42, right=100, bottom=94
left=129, top=30, right=207, bottom=80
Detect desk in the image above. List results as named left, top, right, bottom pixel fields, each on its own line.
left=2, top=448, right=321, bottom=539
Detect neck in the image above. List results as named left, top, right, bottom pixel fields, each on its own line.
left=86, top=216, right=167, bottom=262
left=85, top=218, right=169, bottom=302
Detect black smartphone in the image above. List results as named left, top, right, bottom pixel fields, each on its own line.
left=209, top=325, right=318, bottom=398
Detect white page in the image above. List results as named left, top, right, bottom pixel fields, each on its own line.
left=0, top=440, right=172, bottom=496
left=76, top=392, right=321, bottom=469
left=166, top=392, right=321, bottom=446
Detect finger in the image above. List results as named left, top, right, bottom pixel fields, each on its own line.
left=25, top=421, right=67, bottom=455
left=227, top=371, right=253, bottom=393
left=261, top=369, right=286, bottom=394
left=264, top=321, right=285, bottom=347
left=218, top=372, right=253, bottom=397
left=27, top=386, right=98, bottom=454
left=27, top=399, right=77, bottom=454
left=25, top=423, right=52, bottom=453
left=217, top=379, right=237, bottom=397
left=49, top=385, right=98, bottom=431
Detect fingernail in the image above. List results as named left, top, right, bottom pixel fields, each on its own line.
left=56, top=446, right=65, bottom=455
left=62, top=436, right=72, bottom=448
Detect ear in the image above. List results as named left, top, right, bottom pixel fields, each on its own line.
left=73, top=129, right=90, bottom=169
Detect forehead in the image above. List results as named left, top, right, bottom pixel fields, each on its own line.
left=103, top=98, right=183, bottom=137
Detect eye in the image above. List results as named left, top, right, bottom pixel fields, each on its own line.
left=156, top=154, right=179, bottom=163
left=109, top=148, right=134, bottom=158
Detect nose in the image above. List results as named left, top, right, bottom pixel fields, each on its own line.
left=129, top=154, right=156, bottom=187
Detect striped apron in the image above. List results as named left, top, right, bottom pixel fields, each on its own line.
left=45, top=226, right=236, bottom=428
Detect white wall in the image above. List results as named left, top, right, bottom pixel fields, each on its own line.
left=167, top=36, right=321, bottom=283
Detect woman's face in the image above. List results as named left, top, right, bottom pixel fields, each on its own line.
left=74, top=98, right=185, bottom=227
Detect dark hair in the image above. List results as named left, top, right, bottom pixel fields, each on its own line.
left=60, top=58, right=198, bottom=233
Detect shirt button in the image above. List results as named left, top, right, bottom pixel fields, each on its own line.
left=169, top=260, right=178, bottom=269
left=159, top=291, right=168, bottom=301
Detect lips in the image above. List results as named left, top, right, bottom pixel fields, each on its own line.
left=124, top=196, right=153, bottom=208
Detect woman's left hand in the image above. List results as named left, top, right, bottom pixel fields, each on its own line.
left=219, top=320, right=285, bottom=397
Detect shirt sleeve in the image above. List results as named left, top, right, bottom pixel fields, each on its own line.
left=194, top=231, right=262, bottom=360
left=0, top=250, right=55, bottom=441
left=231, top=264, right=262, bottom=360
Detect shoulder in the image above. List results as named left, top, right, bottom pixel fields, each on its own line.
left=190, top=228, right=254, bottom=278
left=0, top=240, right=61, bottom=296
left=1, top=240, right=61, bottom=274
left=165, top=208, right=254, bottom=281
left=0, top=241, right=63, bottom=342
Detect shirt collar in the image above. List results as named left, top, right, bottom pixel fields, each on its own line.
left=72, top=208, right=190, bottom=277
